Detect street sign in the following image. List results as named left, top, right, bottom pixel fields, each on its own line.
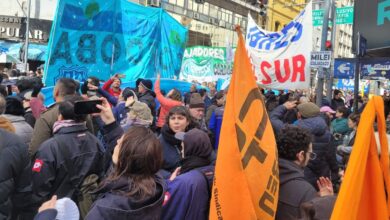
left=310, top=51, right=332, bottom=68
left=313, top=6, right=354, bottom=26
left=334, top=59, right=355, bottom=79
left=335, top=6, right=354, bottom=25
left=313, top=10, right=324, bottom=26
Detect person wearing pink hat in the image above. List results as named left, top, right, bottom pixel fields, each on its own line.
left=320, top=106, right=336, bottom=127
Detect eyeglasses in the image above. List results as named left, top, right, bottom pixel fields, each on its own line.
left=307, top=151, right=317, bottom=160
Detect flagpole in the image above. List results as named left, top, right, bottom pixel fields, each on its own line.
left=24, top=0, right=31, bottom=72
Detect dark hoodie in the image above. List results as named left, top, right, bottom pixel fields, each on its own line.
left=85, top=175, right=165, bottom=220
left=296, top=117, right=338, bottom=189
left=276, top=158, right=317, bottom=220
left=139, top=90, right=157, bottom=120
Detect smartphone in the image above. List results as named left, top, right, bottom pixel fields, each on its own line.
left=74, top=100, right=102, bottom=114
left=117, top=74, right=126, bottom=79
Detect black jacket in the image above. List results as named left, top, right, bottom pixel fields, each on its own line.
left=0, top=129, right=35, bottom=220
left=276, top=159, right=317, bottom=220
left=138, top=90, right=157, bottom=119
left=86, top=176, right=165, bottom=220
left=296, top=117, right=337, bottom=189
left=31, top=124, right=108, bottom=205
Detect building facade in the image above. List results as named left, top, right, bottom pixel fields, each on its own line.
left=333, top=0, right=354, bottom=58
left=148, top=0, right=264, bottom=47
left=264, top=0, right=306, bottom=31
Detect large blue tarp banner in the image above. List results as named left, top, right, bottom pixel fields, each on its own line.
left=44, top=0, right=188, bottom=86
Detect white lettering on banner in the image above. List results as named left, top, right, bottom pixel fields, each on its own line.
left=184, top=47, right=225, bottom=60
left=245, top=2, right=312, bottom=90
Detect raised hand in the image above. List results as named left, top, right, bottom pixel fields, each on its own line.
left=96, top=98, right=116, bottom=125
left=317, top=177, right=334, bottom=197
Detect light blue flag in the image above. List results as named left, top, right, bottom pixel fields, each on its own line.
left=44, top=0, right=188, bottom=86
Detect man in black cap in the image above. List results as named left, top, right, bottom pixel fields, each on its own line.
left=189, top=93, right=208, bottom=132
left=331, top=89, right=345, bottom=111
left=138, top=79, right=156, bottom=126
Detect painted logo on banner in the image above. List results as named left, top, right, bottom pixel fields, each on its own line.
left=179, top=46, right=234, bottom=82
left=246, top=2, right=312, bottom=90
left=44, top=0, right=188, bottom=86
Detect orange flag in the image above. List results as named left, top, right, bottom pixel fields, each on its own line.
left=331, top=96, right=390, bottom=220
left=209, top=27, right=279, bottom=220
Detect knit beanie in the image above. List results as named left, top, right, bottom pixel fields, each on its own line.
left=140, top=79, right=153, bottom=91
left=297, top=102, right=320, bottom=118
left=127, top=101, right=153, bottom=125
left=189, top=93, right=205, bottom=109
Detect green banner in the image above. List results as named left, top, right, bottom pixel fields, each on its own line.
left=313, top=6, right=354, bottom=26
left=179, top=46, right=234, bottom=82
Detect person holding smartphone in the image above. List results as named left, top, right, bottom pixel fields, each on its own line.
left=102, top=74, right=122, bottom=99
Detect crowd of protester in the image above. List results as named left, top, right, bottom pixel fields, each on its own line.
left=0, top=65, right=389, bottom=220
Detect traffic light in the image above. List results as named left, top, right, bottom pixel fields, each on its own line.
left=325, top=40, right=332, bottom=50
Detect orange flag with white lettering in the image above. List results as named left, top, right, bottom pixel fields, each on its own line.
left=209, top=27, right=279, bottom=220
left=331, top=96, right=390, bottom=220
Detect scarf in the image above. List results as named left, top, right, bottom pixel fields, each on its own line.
left=53, top=120, right=85, bottom=134
left=161, top=124, right=182, bottom=146
left=180, top=156, right=210, bottom=174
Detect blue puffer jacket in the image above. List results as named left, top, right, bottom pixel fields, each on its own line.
left=208, top=106, right=224, bottom=150
left=296, top=117, right=338, bottom=189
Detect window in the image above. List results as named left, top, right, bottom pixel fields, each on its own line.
left=203, top=3, right=209, bottom=15
left=188, top=0, right=194, bottom=9
left=226, top=10, right=233, bottom=23
left=275, top=21, right=281, bottom=31
left=209, top=4, right=218, bottom=18
left=176, top=0, right=184, bottom=7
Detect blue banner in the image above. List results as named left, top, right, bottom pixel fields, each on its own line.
left=361, top=58, right=390, bottom=79
left=335, top=79, right=369, bottom=94
left=334, top=58, right=390, bottom=80
left=0, top=40, right=47, bottom=61
left=44, top=0, right=188, bottom=86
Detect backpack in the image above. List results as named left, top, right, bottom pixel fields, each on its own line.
left=55, top=137, right=102, bottom=219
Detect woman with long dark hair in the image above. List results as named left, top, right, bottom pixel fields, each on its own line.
left=85, top=99, right=165, bottom=220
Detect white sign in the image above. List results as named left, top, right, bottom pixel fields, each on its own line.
left=310, top=51, right=332, bottom=68
left=245, top=2, right=312, bottom=90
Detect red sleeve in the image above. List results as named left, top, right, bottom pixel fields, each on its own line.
left=154, top=78, right=181, bottom=108
left=102, top=78, right=114, bottom=91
